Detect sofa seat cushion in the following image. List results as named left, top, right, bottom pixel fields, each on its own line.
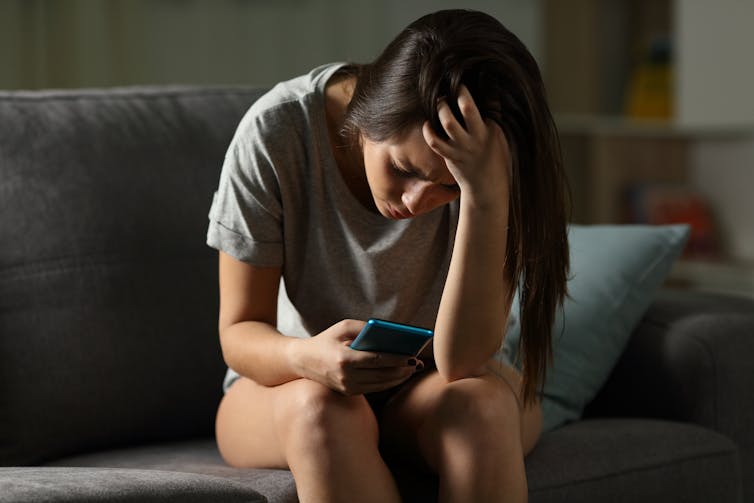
left=526, top=419, right=741, bottom=502
left=44, top=438, right=296, bottom=503
left=392, top=418, right=742, bottom=503
left=0, top=467, right=266, bottom=503
left=43, top=419, right=741, bottom=503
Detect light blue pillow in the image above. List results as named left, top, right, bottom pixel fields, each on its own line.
left=503, top=224, right=690, bottom=432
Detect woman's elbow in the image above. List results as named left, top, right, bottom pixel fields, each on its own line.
left=435, top=357, right=492, bottom=383
left=433, top=337, right=503, bottom=382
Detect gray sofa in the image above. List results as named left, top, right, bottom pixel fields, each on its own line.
left=1, top=86, right=752, bottom=503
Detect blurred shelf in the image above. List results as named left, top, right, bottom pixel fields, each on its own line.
left=545, top=0, right=754, bottom=279
left=544, top=0, right=754, bottom=128
left=555, top=114, right=754, bottom=139
left=668, top=259, right=754, bottom=299
left=555, top=115, right=754, bottom=226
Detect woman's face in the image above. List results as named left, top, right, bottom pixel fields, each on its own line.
left=362, top=127, right=460, bottom=220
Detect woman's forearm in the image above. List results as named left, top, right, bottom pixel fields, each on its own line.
left=418, top=85, right=514, bottom=381
left=434, top=197, right=511, bottom=381
left=220, top=321, right=305, bottom=387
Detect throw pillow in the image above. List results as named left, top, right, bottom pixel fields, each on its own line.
left=502, top=224, right=690, bottom=432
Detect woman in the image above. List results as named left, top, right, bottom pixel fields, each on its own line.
left=208, top=9, right=569, bottom=502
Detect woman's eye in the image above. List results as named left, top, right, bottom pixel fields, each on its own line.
left=390, top=162, right=414, bottom=178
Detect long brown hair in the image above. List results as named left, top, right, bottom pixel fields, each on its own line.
left=343, top=9, right=570, bottom=406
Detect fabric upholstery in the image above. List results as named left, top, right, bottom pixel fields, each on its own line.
left=586, top=289, right=754, bottom=503
left=0, top=87, right=265, bottom=465
left=526, top=419, right=741, bottom=502
left=42, top=419, right=741, bottom=503
left=0, top=467, right=266, bottom=502
left=45, top=439, right=298, bottom=503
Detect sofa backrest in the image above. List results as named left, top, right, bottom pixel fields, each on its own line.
left=0, top=86, right=265, bottom=465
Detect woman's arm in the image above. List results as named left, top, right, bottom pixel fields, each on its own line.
left=217, top=251, right=418, bottom=391
left=423, top=86, right=513, bottom=381
left=217, top=251, right=299, bottom=386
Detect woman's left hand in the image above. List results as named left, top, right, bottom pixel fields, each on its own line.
left=422, top=84, right=512, bottom=208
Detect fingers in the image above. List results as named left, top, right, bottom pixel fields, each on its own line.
left=350, top=350, right=420, bottom=369
left=436, top=99, right=468, bottom=143
left=456, top=84, right=485, bottom=137
left=422, top=120, right=454, bottom=159
left=347, top=366, right=420, bottom=395
left=423, top=84, right=486, bottom=160
left=333, top=360, right=421, bottom=395
left=361, top=366, right=418, bottom=383
left=331, top=318, right=366, bottom=342
left=437, top=85, right=485, bottom=141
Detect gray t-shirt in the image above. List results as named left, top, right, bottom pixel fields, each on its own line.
left=207, top=63, right=460, bottom=390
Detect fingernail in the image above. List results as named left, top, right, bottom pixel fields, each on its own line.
left=416, top=361, right=425, bottom=371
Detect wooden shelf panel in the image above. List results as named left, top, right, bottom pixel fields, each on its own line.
left=669, top=259, right=754, bottom=299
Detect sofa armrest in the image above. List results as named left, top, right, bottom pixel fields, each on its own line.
left=585, top=288, right=754, bottom=502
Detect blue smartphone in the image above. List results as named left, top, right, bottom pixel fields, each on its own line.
left=349, top=319, right=434, bottom=357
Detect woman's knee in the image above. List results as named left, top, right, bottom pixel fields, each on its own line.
left=275, top=379, right=378, bottom=453
left=429, top=375, right=523, bottom=452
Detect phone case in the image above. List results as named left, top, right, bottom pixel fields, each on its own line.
left=349, top=319, right=434, bottom=356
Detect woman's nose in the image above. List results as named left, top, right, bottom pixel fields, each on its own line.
left=402, top=180, right=445, bottom=216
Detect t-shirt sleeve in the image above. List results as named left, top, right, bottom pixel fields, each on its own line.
left=207, top=110, right=284, bottom=267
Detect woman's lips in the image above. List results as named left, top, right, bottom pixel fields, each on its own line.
left=387, top=203, right=411, bottom=220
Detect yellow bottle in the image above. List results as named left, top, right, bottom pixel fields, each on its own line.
left=625, top=37, right=673, bottom=120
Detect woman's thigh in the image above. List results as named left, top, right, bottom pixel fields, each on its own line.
left=215, top=377, right=290, bottom=469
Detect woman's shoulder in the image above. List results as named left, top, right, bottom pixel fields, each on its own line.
left=239, top=62, right=347, bottom=132
left=225, top=63, right=346, bottom=177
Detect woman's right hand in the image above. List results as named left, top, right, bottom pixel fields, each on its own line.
left=292, top=319, right=422, bottom=395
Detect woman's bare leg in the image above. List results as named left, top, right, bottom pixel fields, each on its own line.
left=379, top=363, right=542, bottom=503
left=216, top=377, right=401, bottom=503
